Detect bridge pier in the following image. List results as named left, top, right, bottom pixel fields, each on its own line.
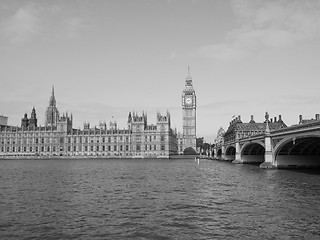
left=260, top=151, right=276, bottom=169
left=220, top=145, right=226, bottom=160
left=260, top=122, right=277, bottom=169
left=213, top=147, right=218, bottom=159
left=232, top=140, right=242, bottom=164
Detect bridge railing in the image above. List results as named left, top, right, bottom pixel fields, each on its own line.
left=216, top=120, right=320, bottom=148
left=271, top=121, right=320, bottom=134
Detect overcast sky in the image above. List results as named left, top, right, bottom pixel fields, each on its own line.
left=1, top=0, right=320, bottom=142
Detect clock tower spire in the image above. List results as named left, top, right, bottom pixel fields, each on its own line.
left=182, top=66, right=196, bottom=152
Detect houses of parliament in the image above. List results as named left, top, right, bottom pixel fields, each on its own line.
left=0, top=68, right=197, bottom=158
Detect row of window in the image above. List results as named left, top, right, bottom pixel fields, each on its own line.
left=1, top=136, right=130, bottom=144
left=0, top=131, right=133, bottom=136
left=0, top=135, right=168, bottom=145
left=224, top=131, right=264, bottom=143
left=238, top=131, right=263, bottom=139
left=1, top=144, right=166, bottom=153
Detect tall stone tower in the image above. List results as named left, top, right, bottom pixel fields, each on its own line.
left=29, top=107, right=37, bottom=128
left=182, top=66, right=196, bottom=151
left=45, top=86, right=59, bottom=127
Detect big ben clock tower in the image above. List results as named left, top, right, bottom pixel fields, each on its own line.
left=182, top=66, right=196, bottom=152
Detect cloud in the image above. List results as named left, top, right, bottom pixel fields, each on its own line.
left=0, top=2, right=92, bottom=46
left=199, top=0, right=320, bottom=61
left=167, top=0, right=201, bottom=4
left=0, top=3, right=41, bottom=45
left=199, top=43, right=249, bottom=61
left=168, top=51, right=177, bottom=59
left=65, top=17, right=88, bottom=39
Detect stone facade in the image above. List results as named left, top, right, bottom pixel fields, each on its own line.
left=0, top=68, right=197, bottom=158
left=214, top=127, right=225, bottom=146
left=45, top=86, right=60, bottom=127
left=214, top=113, right=320, bottom=169
left=0, top=115, right=8, bottom=127
left=181, top=67, right=197, bottom=152
left=0, top=89, right=178, bottom=158
left=223, top=113, right=287, bottom=145
left=298, top=114, right=320, bottom=125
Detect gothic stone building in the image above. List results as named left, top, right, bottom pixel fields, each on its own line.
left=0, top=68, right=197, bottom=158
left=177, top=67, right=197, bottom=154
left=0, top=88, right=178, bottom=158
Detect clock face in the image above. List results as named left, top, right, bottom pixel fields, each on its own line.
left=185, top=97, right=192, bottom=105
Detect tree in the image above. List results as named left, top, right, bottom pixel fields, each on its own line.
left=203, top=143, right=210, bottom=152
left=196, top=137, right=204, bottom=154
left=183, top=147, right=197, bottom=155
left=196, top=137, right=204, bottom=148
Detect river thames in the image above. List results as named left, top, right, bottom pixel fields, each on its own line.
left=0, top=158, right=319, bottom=239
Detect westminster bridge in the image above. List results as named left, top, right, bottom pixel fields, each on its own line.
left=213, top=115, right=320, bottom=169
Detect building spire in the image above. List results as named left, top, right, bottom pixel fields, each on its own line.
left=49, top=86, right=56, bottom=107
left=31, top=106, right=36, bottom=118
left=185, top=66, right=194, bottom=89
left=186, top=66, right=192, bottom=80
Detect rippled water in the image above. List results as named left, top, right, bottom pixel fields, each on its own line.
left=0, top=158, right=319, bottom=239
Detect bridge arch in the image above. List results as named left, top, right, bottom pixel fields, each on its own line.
left=211, top=149, right=215, bottom=157
left=225, top=145, right=236, bottom=161
left=274, top=135, right=320, bottom=168
left=241, top=141, right=265, bottom=163
left=216, top=148, right=222, bottom=159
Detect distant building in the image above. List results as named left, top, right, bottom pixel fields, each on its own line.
left=223, top=112, right=287, bottom=144
left=181, top=66, right=197, bottom=153
left=298, top=114, right=320, bottom=125
left=0, top=115, right=8, bottom=127
left=177, top=132, right=184, bottom=154
left=45, top=86, right=60, bottom=127
left=214, top=127, right=225, bottom=146
left=21, top=107, right=38, bottom=129
left=0, top=88, right=178, bottom=158
left=0, top=68, right=198, bottom=158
